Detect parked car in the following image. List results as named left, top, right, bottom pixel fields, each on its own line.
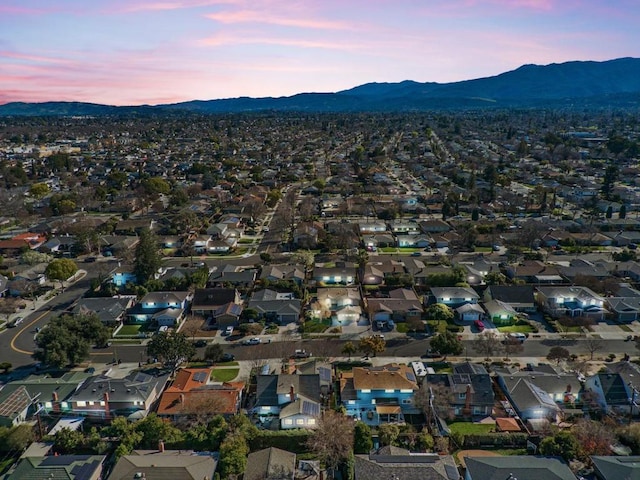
left=223, top=326, right=234, bottom=336
left=193, top=339, right=208, bottom=347
left=243, top=337, right=261, bottom=345
left=8, top=317, right=24, bottom=328
left=291, top=349, right=312, bottom=359
left=221, top=353, right=235, bottom=362
left=503, top=332, right=526, bottom=343
left=411, top=251, right=422, bottom=257
left=474, top=319, right=485, bottom=332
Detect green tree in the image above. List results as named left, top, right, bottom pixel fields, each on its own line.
left=429, top=331, right=463, bottom=357
left=341, top=341, right=357, bottom=360
left=218, top=433, right=249, bottom=479
left=135, top=413, right=183, bottom=449
left=378, top=423, right=400, bottom=446
left=426, top=303, right=454, bottom=322
left=146, top=331, right=195, bottom=370
left=45, top=258, right=78, bottom=291
left=20, top=250, right=52, bottom=265
left=33, top=312, right=111, bottom=367
left=539, top=430, right=579, bottom=461
left=142, top=177, right=171, bottom=196
left=134, top=228, right=161, bottom=284
left=0, top=425, right=35, bottom=453
left=53, top=427, right=86, bottom=454
left=547, top=346, right=571, bottom=365
left=484, top=271, right=507, bottom=285
left=29, top=182, right=50, bottom=198
left=358, top=335, right=386, bottom=357
left=353, top=421, right=373, bottom=454
left=204, top=344, right=224, bottom=364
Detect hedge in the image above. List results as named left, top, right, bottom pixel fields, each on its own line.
left=453, top=432, right=528, bottom=449
left=250, top=430, right=312, bottom=454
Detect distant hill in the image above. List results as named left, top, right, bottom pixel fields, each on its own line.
left=2, top=57, right=640, bottom=116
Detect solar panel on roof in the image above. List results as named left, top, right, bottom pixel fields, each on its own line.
left=318, top=367, right=331, bottom=382
left=75, top=460, right=100, bottom=480
left=302, top=401, right=320, bottom=417
left=193, top=371, right=208, bottom=383
left=406, top=372, right=416, bottom=382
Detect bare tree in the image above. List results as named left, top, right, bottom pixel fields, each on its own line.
left=584, top=337, right=604, bottom=361
left=472, top=331, right=503, bottom=360
left=503, top=338, right=524, bottom=361
left=306, top=410, right=354, bottom=478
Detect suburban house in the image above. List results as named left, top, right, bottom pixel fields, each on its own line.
left=0, top=386, right=31, bottom=427
left=313, top=262, right=357, bottom=286
left=0, top=273, right=8, bottom=297
left=126, top=291, right=191, bottom=326
left=429, top=287, right=480, bottom=308
left=360, top=259, right=406, bottom=286
left=496, top=366, right=582, bottom=422
left=207, top=264, right=257, bottom=287
left=6, top=455, right=107, bottom=480
left=111, top=264, right=137, bottom=287
left=464, top=456, right=575, bottom=480
left=314, top=287, right=363, bottom=326
left=65, top=369, right=171, bottom=421
left=483, top=285, right=537, bottom=313
left=584, top=371, right=632, bottom=416
left=504, top=260, right=563, bottom=284
left=605, top=284, right=640, bottom=322
left=359, top=220, right=389, bottom=234
left=365, top=288, right=423, bottom=323
left=425, top=362, right=495, bottom=419
left=591, top=455, right=640, bottom=480
left=108, top=449, right=217, bottom=480
left=254, top=374, right=322, bottom=430
left=156, top=368, right=244, bottom=420
left=260, top=264, right=306, bottom=285
left=355, top=446, right=460, bottom=480
left=73, top=296, right=136, bottom=326
left=247, top=289, right=302, bottom=324
left=535, top=286, right=607, bottom=319
left=483, top=299, right=519, bottom=326
left=245, top=447, right=297, bottom=480
left=191, top=287, right=241, bottom=318
left=339, top=363, right=420, bottom=426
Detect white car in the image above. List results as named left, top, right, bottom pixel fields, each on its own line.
left=243, top=337, right=261, bottom=345
left=503, top=332, right=527, bottom=343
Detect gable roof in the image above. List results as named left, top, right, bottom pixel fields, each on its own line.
left=245, top=447, right=296, bottom=480
left=591, top=455, right=640, bottom=480
left=8, top=455, right=106, bottom=480
left=464, top=455, right=575, bottom=480
left=486, top=285, right=535, bottom=304
left=350, top=364, right=418, bottom=391
left=355, top=447, right=459, bottom=480
left=108, top=450, right=217, bottom=480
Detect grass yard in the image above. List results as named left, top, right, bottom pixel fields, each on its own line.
left=396, top=323, right=409, bottom=333
left=116, top=324, right=142, bottom=336
left=497, top=324, right=535, bottom=334
left=303, top=318, right=332, bottom=334
left=427, top=320, right=448, bottom=334
left=211, top=368, right=240, bottom=382
left=448, top=422, right=495, bottom=435
left=619, top=324, right=633, bottom=332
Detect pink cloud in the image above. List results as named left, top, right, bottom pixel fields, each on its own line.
left=205, top=9, right=352, bottom=30
left=198, top=32, right=364, bottom=51
left=119, top=0, right=239, bottom=13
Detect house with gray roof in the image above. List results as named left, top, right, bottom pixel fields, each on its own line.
left=245, top=447, right=296, bottom=480
left=4, top=455, right=106, bottom=480
left=260, top=264, right=306, bottom=285
left=73, top=296, right=135, bottom=326
left=536, top=285, right=607, bottom=320
left=483, top=285, right=536, bottom=313
left=591, top=455, right=640, bottom=480
left=464, top=455, right=574, bottom=480
left=108, top=449, right=217, bottom=480
left=247, top=289, right=301, bottom=324
left=0, top=386, right=31, bottom=427
left=355, top=446, right=459, bottom=480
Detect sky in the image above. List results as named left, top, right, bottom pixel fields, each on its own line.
left=1, top=0, right=639, bottom=106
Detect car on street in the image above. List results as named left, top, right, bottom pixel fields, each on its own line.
left=243, top=337, right=261, bottom=345
left=411, top=252, right=422, bottom=257
left=193, top=339, right=208, bottom=347
left=8, top=317, right=24, bottom=328
left=503, top=332, right=526, bottom=343
left=221, top=353, right=235, bottom=362
left=291, top=349, right=312, bottom=359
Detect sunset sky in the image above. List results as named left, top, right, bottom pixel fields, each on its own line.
left=1, top=0, right=638, bottom=106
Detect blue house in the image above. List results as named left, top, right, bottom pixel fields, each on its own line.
left=429, top=287, right=479, bottom=308
left=339, top=364, right=420, bottom=426
left=126, top=291, right=191, bottom=325
left=111, top=265, right=137, bottom=287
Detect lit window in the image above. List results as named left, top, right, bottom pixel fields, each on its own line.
left=384, top=389, right=395, bottom=393
left=308, top=419, right=316, bottom=425
left=371, top=399, right=376, bottom=404
left=100, top=401, right=105, bottom=406
left=284, top=419, right=293, bottom=425
left=88, top=401, right=94, bottom=406
left=348, top=400, right=355, bottom=405
left=296, top=419, right=304, bottom=425
left=76, top=401, right=86, bottom=407
left=458, top=393, right=466, bottom=400
left=361, top=389, right=371, bottom=393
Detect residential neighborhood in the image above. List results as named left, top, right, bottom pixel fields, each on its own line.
left=1, top=110, right=640, bottom=479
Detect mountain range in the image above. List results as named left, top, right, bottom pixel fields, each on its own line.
left=1, top=57, right=640, bottom=116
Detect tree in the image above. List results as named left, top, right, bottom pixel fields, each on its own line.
left=502, top=338, right=524, bottom=360
left=539, top=430, right=579, bottom=461
left=219, top=433, right=249, bottom=479
left=484, top=271, right=507, bottom=285
left=204, top=344, right=224, bottom=364
left=134, top=228, right=161, bottom=284
left=378, top=423, right=400, bottom=446
left=547, top=346, right=571, bottom=365
left=426, top=303, right=454, bottom=322
left=53, top=427, right=86, bottom=454
left=134, top=413, right=183, bottom=449
left=306, top=410, right=354, bottom=478
left=146, top=331, right=196, bottom=370
left=20, top=250, right=52, bottom=266
left=584, top=337, right=604, bottom=361
left=406, top=316, right=425, bottom=333
left=353, top=421, right=373, bottom=454
left=45, top=258, right=78, bottom=291
left=358, top=335, right=386, bottom=357
left=429, top=331, right=463, bottom=357
left=472, top=331, right=503, bottom=360
left=341, top=341, right=357, bottom=360
left=29, top=182, right=50, bottom=198
left=0, top=425, right=35, bottom=454
left=33, top=313, right=111, bottom=367
left=573, top=418, right=615, bottom=458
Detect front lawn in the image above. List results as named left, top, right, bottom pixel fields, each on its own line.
left=448, top=422, right=495, bottom=435
left=396, top=323, right=409, bottom=333
left=116, top=324, right=142, bottom=336
left=211, top=368, right=240, bottom=382
left=302, top=318, right=331, bottom=334
left=497, top=324, right=535, bottom=334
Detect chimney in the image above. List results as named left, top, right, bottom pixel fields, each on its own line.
left=290, top=385, right=296, bottom=402
left=103, top=392, right=110, bottom=420
left=158, top=440, right=165, bottom=453
left=52, top=391, right=60, bottom=413
left=180, top=394, right=185, bottom=405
